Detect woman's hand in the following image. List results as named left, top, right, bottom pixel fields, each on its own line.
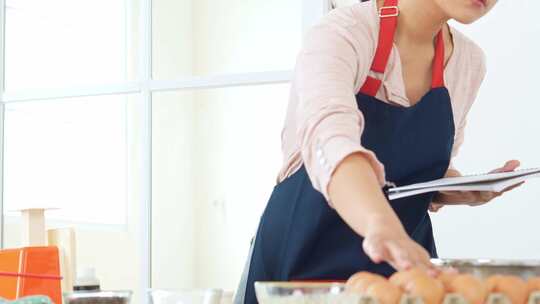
left=362, top=217, right=437, bottom=274
left=429, top=160, right=523, bottom=211
left=329, top=153, right=436, bottom=272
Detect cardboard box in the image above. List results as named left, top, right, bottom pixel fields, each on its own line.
left=0, top=247, right=62, bottom=304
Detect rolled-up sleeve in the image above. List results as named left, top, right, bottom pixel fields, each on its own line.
left=449, top=44, right=487, bottom=170
left=448, top=118, right=467, bottom=170
left=294, top=20, right=386, bottom=204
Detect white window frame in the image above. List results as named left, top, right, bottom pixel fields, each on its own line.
left=0, top=0, right=331, bottom=302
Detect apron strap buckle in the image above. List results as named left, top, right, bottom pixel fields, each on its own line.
left=379, top=6, right=399, bottom=18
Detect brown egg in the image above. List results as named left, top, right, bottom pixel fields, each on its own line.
left=346, top=271, right=387, bottom=293
left=486, top=275, right=529, bottom=304
left=527, top=277, right=540, bottom=294
left=403, top=275, right=445, bottom=304
left=366, top=280, right=403, bottom=304
left=447, top=274, right=488, bottom=304
left=437, top=271, right=459, bottom=292
left=389, top=268, right=430, bottom=288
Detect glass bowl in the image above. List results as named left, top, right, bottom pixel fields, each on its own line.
left=63, top=290, right=132, bottom=304
left=148, top=289, right=223, bottom=304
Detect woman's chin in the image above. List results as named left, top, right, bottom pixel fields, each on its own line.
left=452, top=14, right=483, bottom=25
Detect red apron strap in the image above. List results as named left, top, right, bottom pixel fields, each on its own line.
left=359, top=0, right=399, bottom=96
left=371, top=0, right=399, bottom=73
left=359, top=76, right=383, bottom=97
left=431, top=30, right=446, bottom=88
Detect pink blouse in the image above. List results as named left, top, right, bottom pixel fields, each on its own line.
left=277, top=1, right=487, bottom=203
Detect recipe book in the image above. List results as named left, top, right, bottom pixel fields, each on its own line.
left=387, top=167, right=540, bottom=200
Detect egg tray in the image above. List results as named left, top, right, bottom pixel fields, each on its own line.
left=431, top=259, right=540, bottom=280
left=256, top=291, right=540, bottom=304
left=356, top=292, right=540, bottom=304
left=255, top=281, right=540, bottom=304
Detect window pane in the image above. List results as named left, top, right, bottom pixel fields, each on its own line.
left=4, top=96, right=128, bottom=225
left=152, top=0, right=302, bottom=79
left=5, top=0, right=136, bottom=90
left=151, top=84, right=290, bottom=291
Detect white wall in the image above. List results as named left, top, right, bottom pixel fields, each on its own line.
left=150, top=0, right=301, bottom=292
left=192, top=0, right=301, bottom=75
left=152, top=92, right=197, bottom=289
left=432, top=1, right=540, bottom=259
left=151, top=85, right=290, bottom=292
left=191, top=84, right=290, bottom=290
left=152, top=0, right=194, bottom=80
left=151, top=0, right=197, bottom=290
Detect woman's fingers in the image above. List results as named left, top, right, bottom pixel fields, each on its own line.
left=363, top=229, right=437, bottom=274
left=362, top=235, right=389, bottom=264
left=443, top=181, right=523, bottom=207
left=490, top=159, right=521, bottom=173
left=367, top=237, right=434, bottom=272
left=363, top=235, right=409, bottom=269
left=385, top=240, right=413, bottom=270
left=434, top=161, right=522, bottom=208
left=478, top=191, right=495, bottom=203
left=469, top=181, right=524, bottom=205
left=429, top=203, right=444, bottom=212
left=435, top=190, right=476, bottom=205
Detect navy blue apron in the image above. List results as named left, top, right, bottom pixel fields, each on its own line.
left=242, top=0, right=455, bottom=303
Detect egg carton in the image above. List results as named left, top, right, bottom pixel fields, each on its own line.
left=354, top=292, right=540, bottom=304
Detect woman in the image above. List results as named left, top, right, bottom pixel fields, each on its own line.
left=237, top=0, right=520, bottom=303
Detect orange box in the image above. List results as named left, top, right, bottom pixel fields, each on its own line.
left=0, top=247, right=62, bottom=304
